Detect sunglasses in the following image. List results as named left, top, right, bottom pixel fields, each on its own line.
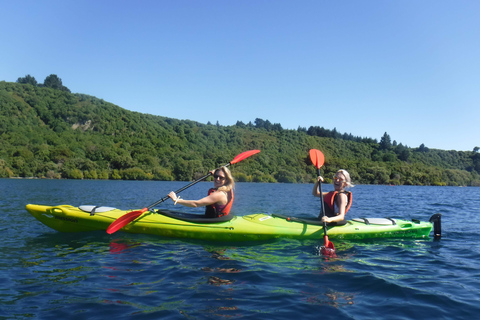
left=214, top=174, right=226, bottom=180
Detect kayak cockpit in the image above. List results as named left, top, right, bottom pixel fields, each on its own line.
left=151, top=209, right=235, bottom=223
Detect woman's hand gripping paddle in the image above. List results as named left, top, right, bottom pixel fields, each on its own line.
left=106, top=149, right=261, bottom=234
left=309, top=149, right=336, bottom=257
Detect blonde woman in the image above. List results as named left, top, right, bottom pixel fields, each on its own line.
left=168, top=166, right=235, bottom=218
left=312, top=169, right=353, bottom=225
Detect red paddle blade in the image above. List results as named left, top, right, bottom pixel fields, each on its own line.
left=320, top=246, right=336, bottom=257
left=230, top=150, right=260, bottom=165
left=106, top=208, right=148, bottom=234
left=309, top=149, right=325, bottom=169
left=320, top=236, right=336, bottom=257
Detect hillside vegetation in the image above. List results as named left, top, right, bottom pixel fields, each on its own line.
left=1, top=79, right=479, bottom=186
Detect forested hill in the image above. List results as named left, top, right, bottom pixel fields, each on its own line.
left=1, top=80, right=479, bottom=186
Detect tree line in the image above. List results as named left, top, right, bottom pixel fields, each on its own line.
left=17, top=74, right=71, bottom=93
left=1, top=77, right=479, bottom=186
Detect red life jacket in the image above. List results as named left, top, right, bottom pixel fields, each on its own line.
left=205, top=188, right=234, bottom=218
left=323, top=191, right=352, bottom=217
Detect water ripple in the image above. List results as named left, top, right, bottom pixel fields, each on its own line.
left=2, top=180, right=480, bottom=319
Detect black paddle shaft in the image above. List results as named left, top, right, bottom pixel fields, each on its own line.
left=317, top=168, right=328, bottom=234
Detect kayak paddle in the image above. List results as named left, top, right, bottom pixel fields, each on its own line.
left=106, top=149, right=260, bottom=234
left=309, top=149, right=336, bottom=257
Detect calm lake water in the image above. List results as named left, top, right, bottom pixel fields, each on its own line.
left=1, top=179, right=480, bottom=319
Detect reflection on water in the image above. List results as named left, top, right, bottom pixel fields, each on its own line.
left=109, top=240, right=142, bottom=254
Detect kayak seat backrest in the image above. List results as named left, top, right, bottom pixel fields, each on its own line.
left=79, top=205, right=117, bottom=216
left=352, top=217, right=397, bottom=225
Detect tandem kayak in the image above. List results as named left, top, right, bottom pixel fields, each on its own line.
left=26, top=204, right=441, bottom=241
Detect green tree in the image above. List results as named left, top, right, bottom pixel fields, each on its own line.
left=121, top=167, right=150, bottom=180
left=17, top=74, right=37, bottom=86
left=64, top=168, right=84, bottom=179
left=418, top=143, right=429, bottom=152
left=0, top=159, right=14, bottom=178
left=43, top=74, right=70, bottom=92
left=395, top=143, right=410, bottom=161
left=379, top=132, right=392, bottom=150
left=275, top=169, right=297, bottom=183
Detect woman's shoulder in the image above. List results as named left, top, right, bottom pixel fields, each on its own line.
left=210, top=189, right=228, bottom=197
left=336, top=191, right=350, bottom=199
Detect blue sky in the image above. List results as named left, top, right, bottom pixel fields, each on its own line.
left=2, top=1, right=479, bottom=151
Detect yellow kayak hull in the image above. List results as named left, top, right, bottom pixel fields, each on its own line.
left=26, top=204, right=435, bottom=241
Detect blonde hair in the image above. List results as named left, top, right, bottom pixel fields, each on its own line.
left=337, top=169, right=354, bottom=188
left=216, top=166, right=235, bottom=192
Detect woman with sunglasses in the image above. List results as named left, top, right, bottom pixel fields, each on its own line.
left=168, top=166, right=235, bottom=218
left=312, top=169, right=353, bottom=225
